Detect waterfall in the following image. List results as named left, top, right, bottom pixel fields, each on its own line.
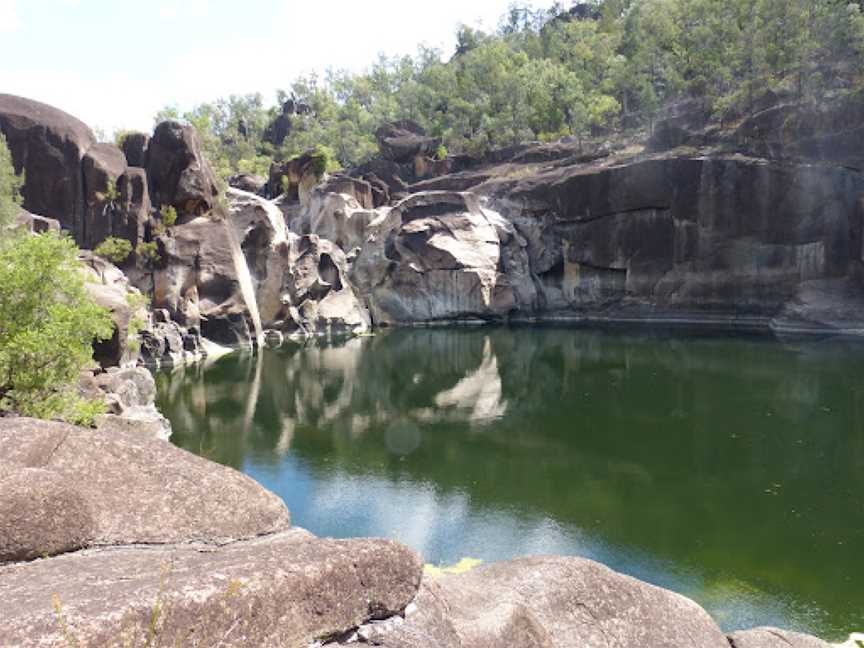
left=261, top=198, right=288, bottom=246
left=223, top=217, right=264, bottom=348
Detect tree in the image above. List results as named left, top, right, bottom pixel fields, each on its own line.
left=0, top=232, right=114, bottom=424
left=0, top=132, right=23, bottom=230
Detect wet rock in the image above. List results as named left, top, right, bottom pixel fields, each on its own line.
left=0, top=529, right=422, bottom=648
left=0, top=468, right=94, bottom=563
left=728, top=627, right=832, bottom=648
left=146, top=120, right=220, bottom=216
left=0, top=418, right=291, bottom=547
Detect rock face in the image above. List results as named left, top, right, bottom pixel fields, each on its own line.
left=85, top=367, right=173, bottom=441
left=119, top=131, right=149, bottom=167
left=146, top=120, right=220, bottom=217
left=351, top=191, right=525, bottom=324
left=0, top=418, right=290, bottom=550
left=0, top=94, right=95, bottom=241
left=0, top=529, right=422, bottom=648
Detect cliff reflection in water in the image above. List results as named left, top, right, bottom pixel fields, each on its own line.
left=155, top=328, right=864, bottom=640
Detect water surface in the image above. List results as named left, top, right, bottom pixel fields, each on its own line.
left=155, top=327, right=864, bottom=640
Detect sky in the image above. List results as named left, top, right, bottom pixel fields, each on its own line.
left=0, top=0, right=548, bottom=136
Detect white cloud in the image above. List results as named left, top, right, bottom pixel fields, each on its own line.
left=158, top=4, right=178, bottom=20
left=0, top=0, right=21, bottom=33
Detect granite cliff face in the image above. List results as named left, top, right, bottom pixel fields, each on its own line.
left=3, top=92, right=864, bottom=358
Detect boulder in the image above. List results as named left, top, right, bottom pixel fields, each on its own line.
left=14, top=208, right=60, bottom=234
left=304, top=188, right=379, bottom=251
left=0, top=467, right=94, bottom=563
left=350, top=557, right=733, bottom=648
left=81, top=142, right=129, bottom=248
left=146, top=120, right=220, bottom=217
left=0, top=93, right=95, bottom=242
left=0, top=417, right=290, bottom=547
left=228, top=172, right=267, bottom=194
left=376, top=121, right=441, bottom=164
left=728, top=628, right=832, bottom=648
left=119, top=131, right=149, bottom=167
left=0, top=529, right=422, bottom=648
left=85, top=367, right=173, bottom=441
left=267, top=150, right=325, bottom=203
left=321, top=173, right=375, bottom=209
left=350, top=191, right=526, bottom=324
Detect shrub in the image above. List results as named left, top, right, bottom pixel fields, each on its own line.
left=0, top=132, right=23, bottom=230
left=160, top=204, right=178, bottom=228
left=94, top=237, right=133, bottom=264
left=136, top=241, right=160, bottom=263
left=435, top=144, right=448, bottom=161
left=0, top=232, right=114, bottom=424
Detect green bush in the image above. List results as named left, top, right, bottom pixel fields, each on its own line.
left=0, top=232, right=114, bottom=424
left=435, top=144, right=448, bottom=161
left=94, top=237, right=133, bottom=264
left=136, top=241, right=160, bottom=263
left=0, top=132, right=23, bottom=230
left=160, top=204, right=178, bottom=228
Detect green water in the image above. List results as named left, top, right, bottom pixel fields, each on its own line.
left=155, top=327, right=864, bottom=640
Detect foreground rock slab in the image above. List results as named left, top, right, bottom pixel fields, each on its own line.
left=728, top=627, right=832, bottom=648
left=344, top=557, right=736, bottom=648
left=0, top=529, right=422, bottom=648
left=0, top=418, right=290, bottom=556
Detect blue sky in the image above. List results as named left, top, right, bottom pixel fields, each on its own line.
left=0, top=0, right=547, bottom=135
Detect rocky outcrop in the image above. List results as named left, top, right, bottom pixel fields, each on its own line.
left=14, top=208, right=60, bottom=234
left=351, top=191, right=527, bottom=324
left=83, top=367, right=173, bottom=441
left=0, top=94, right=95, bottom=241
left=376, top=121, right=441, bottom=164
left=119, top=131, right=149, bottom=167
left=228, top=172, right=267, bottom=194
left=146, top=120, right=220, bottom=217
left=267, top=149, right=325, bottom=203
left=0, top=417, right=290, bottom=550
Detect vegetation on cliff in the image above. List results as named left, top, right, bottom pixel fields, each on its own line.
left=156, top=0, right=864, bottom=175
left=0, top=137, right=113, bottom=424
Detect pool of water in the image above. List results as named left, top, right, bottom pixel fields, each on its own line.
left=155, top=327, right=864, bottom=640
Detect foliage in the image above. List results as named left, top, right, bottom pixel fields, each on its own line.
left=435, top=144, right=448, bottom=161
left=0, top=232, right=113, bottom=424
left=94, top=237, right=133, bottom=264
left=0, top=132, right=23, bottom=230
left=154, top=1, right=864, bottom=172
left=135, top=241, right=160, bottom=264
left=159, top=204, right=178, bottom=228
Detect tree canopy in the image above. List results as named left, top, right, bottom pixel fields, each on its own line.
left=155, top=0, right=864, bottom=175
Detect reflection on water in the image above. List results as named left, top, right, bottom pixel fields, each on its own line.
left=155, top=327, right=864, bottom=640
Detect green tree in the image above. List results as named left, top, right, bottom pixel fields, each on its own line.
left=0, top=233, right=114, bottom=424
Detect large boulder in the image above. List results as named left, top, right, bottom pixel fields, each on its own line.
left=146, top=120, right=220, bottom=217
left=350, top=191, right=531, bottom=324
left=14, top=208, right=60, bottom=234
left=0, top=94, right=95, bottom=242
left=267, top=149, right=325, bottom=203
left=0, top=418, right=290, bottom=549
left=0, top=529, right=422, bottom=648
left=115, top=166, right=152, bottom=248
left=344, top=557, right=733, bottom=648
left=376, top=121, right=441, bottom=164
left=84, top=367, right=173, bottom=441
left=119, top=131, right=149, bottom=167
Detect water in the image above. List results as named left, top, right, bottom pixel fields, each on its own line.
left=223, top=217, right=264, bottom=347
left=155, top=327, right=864, bottom=640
